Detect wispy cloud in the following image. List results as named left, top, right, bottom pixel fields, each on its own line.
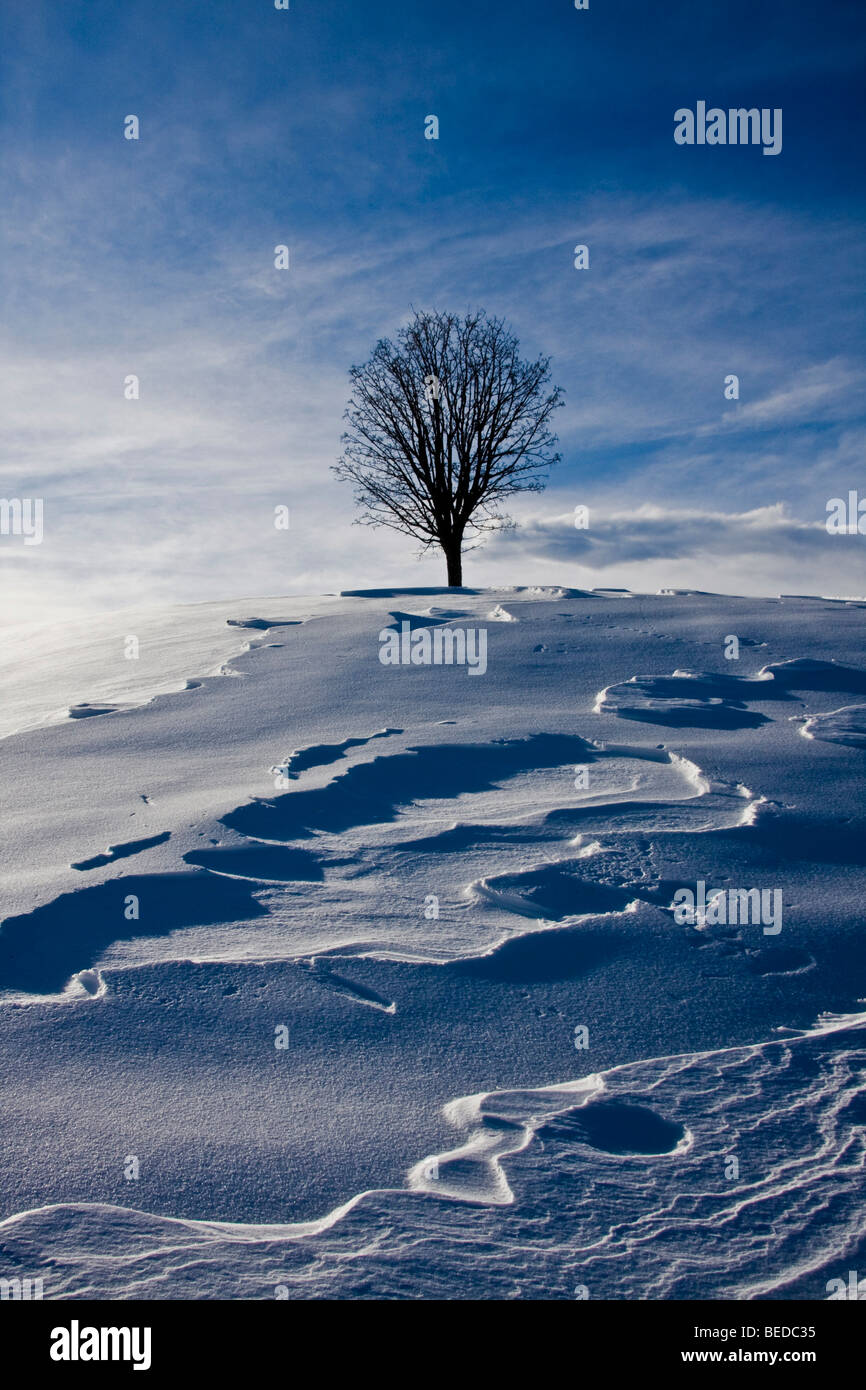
left=1, top=3, right=863, bottom=618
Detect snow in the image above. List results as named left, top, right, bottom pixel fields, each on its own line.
left=0, top=587, right=864, bottom=1299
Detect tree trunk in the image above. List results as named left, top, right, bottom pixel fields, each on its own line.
left=444, top=541, right=463, bottom=587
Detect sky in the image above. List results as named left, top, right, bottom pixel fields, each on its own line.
left=1, top=0, right=864, bottom=623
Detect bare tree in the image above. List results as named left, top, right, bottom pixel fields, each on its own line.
left=333, top=309, right=563, bottom=586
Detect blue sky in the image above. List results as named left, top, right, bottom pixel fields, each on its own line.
left=1, top=0, right=865, bottom=619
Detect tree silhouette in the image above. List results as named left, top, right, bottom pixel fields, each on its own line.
left=334, top=309, right=563, bottom=586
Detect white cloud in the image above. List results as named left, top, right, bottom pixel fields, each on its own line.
left=1, top=155, right=864, bottom=618
left=476, top=502, right=866, bottom=599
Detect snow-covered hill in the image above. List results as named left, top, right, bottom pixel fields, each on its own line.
left=1, top=587, right=864, bottom=1299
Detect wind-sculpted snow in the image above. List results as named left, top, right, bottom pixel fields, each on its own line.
left=0, top=730, right=756, bottom=996
left=799, top=705, right=866, bottom=749
left=1, top=589, right=865, bottom=1301
left=72, top=832, right=171, bottom=872
left=596, top=659, right=866, bottom=729
left=270, top=728, right=401, bottom=780
left=1, top=1011, right=862, bottom=1300
left=221, top=733, right=714, bottom=843
left=183, top=843, right=326, bottom=882
left=0, top=599, right=319, bottom=740
left=225, top=617, right=303, bottom=631
left=0, top=873, right=270, bottom=995
left=762, top=658, right=866, bottom=694
left=595, top=671, right=779, bottom=728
